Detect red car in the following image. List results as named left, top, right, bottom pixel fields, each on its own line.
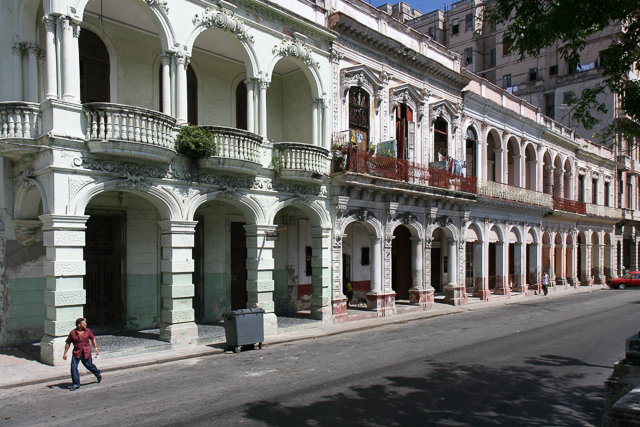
left=608, top=272, right=640, bottom=289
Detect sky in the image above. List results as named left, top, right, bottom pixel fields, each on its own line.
left=370, top=0, right=454, bottom=14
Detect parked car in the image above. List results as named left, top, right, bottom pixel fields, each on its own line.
left=607, top=272, right=640, bottom=289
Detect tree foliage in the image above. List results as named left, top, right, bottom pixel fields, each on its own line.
left=488, top=0, right=640, bottom=146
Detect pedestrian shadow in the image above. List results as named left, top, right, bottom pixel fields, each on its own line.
left=524, top=354, right=611, bottom=369
left=242, top=361, right=603, bottom=426
left=46, top=382, right=74, bottom=390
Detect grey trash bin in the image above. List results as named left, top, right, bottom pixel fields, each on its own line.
left=223, top=308, right=264, bottom=353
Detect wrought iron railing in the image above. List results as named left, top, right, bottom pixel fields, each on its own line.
left=345, top=148, right=477, bottom=193
left=553, top=197, right=587, bottom=214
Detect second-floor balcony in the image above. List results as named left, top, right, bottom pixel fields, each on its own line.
left=84, top=103, right=177, bottom=163
left=196, top=126, right=263, bottom=176
left=553, top=197, right=587, bottom=214
left=586, top=203, right=622, bottom=219
left=273, top=142, right=330, bottom=184
left=342, top=148, right=477, bottom=194
left=478, top=180, right=553, bottom=208
left=0, top=102, right=42, bottom=159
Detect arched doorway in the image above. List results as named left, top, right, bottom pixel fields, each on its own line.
left=508, top=227, right=524, bottom=292
left=486, top=130, right=501, bottom=183
left=465, top=127, right=478, bottom=177
left=466, top=223, right=487, bottom=300
left=592, top=233, right=601, bottom=283
left=554, top=233, right=565, bottom=288
left=543, top=151, right=553, bottom=194
left=434, top=118, right=448, bottom=161
left=525, top=229, right=539, bottom=290
left=269, top=57, right=315, bottom=145
left=79, top=28, right=110, bottom=103
left=506, top=137, right=520, bottom=187
left=392, top=225, right=412, bottom=300
left=525, top=144, right=537, bottom=191
left=542, top=231, right=552, bottom=280
left=342, top=221, right=376, bottom=310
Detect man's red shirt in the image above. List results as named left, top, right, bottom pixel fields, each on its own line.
left=66, top=328, right=95, bottom=359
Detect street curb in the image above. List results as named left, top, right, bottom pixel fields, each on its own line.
left=0, top=286, right=605, bottom=390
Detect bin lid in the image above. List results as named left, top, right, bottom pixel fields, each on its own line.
left=224, top=308, right=265, bottom=316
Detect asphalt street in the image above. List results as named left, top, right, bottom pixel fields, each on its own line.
left=1, top=289, right=638, bottom=426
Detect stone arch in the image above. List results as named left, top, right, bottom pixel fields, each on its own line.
left=387, top=214, right=424, bottom=240
left=488, top=223, right=504, bottom=243
left=15, top=0, right=42, bottom=44
left=486, top=128, right=503, bottom=182
left=524, top=142, right=537, bottom=191
left=71, top=180, right=179, bottom=220
left=543, top=149, right=554, bottom=194
left=267, top=49, right=323, bottom=100
left=75, top=0, right=175, bottom=52
left=508, top=225, right=522, bottom=244
left=14, top=176, right=48, bottom=219
left=464, top=123, right=480, bottom=178
left=186, top=6, right=258, bottom=79
left=524, top=226, right=539, bottom=244
left=506, top=136, right=521, bottom=187
left=563, top=157, right=573, bottom=199
left=339, top=210, right=383, bottom=240
left=186, top=192, right=263, bottom=224
left=464, top=222, right=483, bottom=243
left=266, top=197, right=331, bottom=229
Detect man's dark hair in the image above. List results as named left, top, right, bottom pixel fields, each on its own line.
left=76, top=318, right=86, bottom=326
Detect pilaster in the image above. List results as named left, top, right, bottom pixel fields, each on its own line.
left=39, top=215, right=88, bottom=366
left=245, top=224, right=278, bottom=335
left=310, top=227, right=332, bottom=323
left=158, top=220, right=198, bottom=345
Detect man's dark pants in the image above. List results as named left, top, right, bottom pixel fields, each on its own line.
left=70, top=355, right=101, bottom=387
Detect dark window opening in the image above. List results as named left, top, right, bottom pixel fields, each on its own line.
left=605, top=181, right=611, bottom=207
left=349, top=87, right=370, bottom=152
left=395, top=103, right=413, bottom=160
left=529, top=68, right=538, bottom=82
left=464, top=47, right=473, bottom=65
left=489, top=49, right=496, bottom=66
left=465, top=14, right=473, bottom=31
left=434, top=118, right=448, bottom=160
left=361, top=247, right=370, bottom=266
left=79, top=29, right=110, bottom=103
left=503, top=74, right=511, bottom=88
left=236, top=81, right=247, bottom=130
left=549, top=65, right=558, bottom=75
left=592, top=178, right=599, bottom=204
left=305, top=246, right=312, bottom=276
left=578, top=175, right=585, bottom=202
left=451, top=19, right=459, bottom=35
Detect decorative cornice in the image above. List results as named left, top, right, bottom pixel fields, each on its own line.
left=193, top=4, right=254, bottom=43
left=273, top=34, right=318, bottom=68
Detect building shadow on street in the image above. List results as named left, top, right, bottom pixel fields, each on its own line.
left=242, top=361, right=603, bottom=426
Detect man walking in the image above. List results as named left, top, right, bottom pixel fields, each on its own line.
left=63, top=318, right=102, bottom=391
left=542, top=271, right=550, bottom=296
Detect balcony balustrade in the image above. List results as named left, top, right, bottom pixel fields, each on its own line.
left=585, top=203, right=622, bottom=219
left=344, top=148, right=477, bottom=193
left=273, top=142, right=329, bottom=184
left=83, top=103, right=177, bottom=163
left=478, top=180, right=553, bottom=208
left=197, top=126, right=263, bottom=176
left=553, top=197, right=586, bottom=214
left=0, top=102, right=42, bottom=159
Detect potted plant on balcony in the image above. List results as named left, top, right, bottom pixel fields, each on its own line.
left=331, top=142, right=348, bottom=172
left=175, top=125, right=216, bottom=159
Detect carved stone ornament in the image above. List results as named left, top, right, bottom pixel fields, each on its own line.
left=354, top=208, right=373, bottom=222
left=273, top=34, right=319, bottom=68
left=341, top=72, right=375, bottom=99
left=193, top=4, right=254, bottom=43
left=398, top=212, right=416, bottom=224
left=330, top=47, right=344, bottom=64
left=144, top=0, right=169, bottom=13
left=436, top=216, right=452, bottom=227
left=17, top=169, right=36, bottom=190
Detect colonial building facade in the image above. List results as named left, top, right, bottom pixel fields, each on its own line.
left=0, top=0, right=628, bottom=365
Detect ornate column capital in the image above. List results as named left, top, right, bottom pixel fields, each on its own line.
left=42, top=14, right=57, bottom=29
left=12, top=43, right=24, bottom=56
left=160, top=52, right=173, bottom=65
left=258, top=78, right=270, bottom=90
left=174, top=52, right=190, bottom=69
left=244, top=78, right=256, bottom=91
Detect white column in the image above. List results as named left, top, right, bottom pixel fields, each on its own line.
left=27, top=44, right=40, bottom=102
left=475, top=140, right=482, bottom=179
left=71, top=24, right=81, bottom=102
left=174, top=53, right=189, bottom=124
left=60, top=15, right=76, bottom=102
left=245, top=79, right=255, bottom=133
left=323, top=98, right=331, bottom=150
left=311, top=99, right=319, bottom=146
left=160, top=53, right=172, bottom=114
left=448, top=238, right=458, bottom=284
left=370, top=237, right=382, bottom=293
left=259, top=78, right=269, bottom=138
left=12, top=43, right=24, bottom=101
left=310, top=227, right=332, bottom=321
left=42, top=15, right=58, bottom=100
left=410, top=237, right=423, bottom=289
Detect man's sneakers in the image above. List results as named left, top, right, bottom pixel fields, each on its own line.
left=97, top=375, right=102, bottom=384
left=70, top=385, right=80, bottom=391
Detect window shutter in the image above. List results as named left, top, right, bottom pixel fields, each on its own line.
left=408, top=121, right=415, bottom=150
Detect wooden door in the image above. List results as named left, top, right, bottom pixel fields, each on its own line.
left=230, top=222, right=247, bottom=310
left=84, top=215, right=124, bottom=332
left=392, top=226, right=412, bottom=299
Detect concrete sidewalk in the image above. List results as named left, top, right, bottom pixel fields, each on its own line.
left=0, top=285, right=605, bottom=390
